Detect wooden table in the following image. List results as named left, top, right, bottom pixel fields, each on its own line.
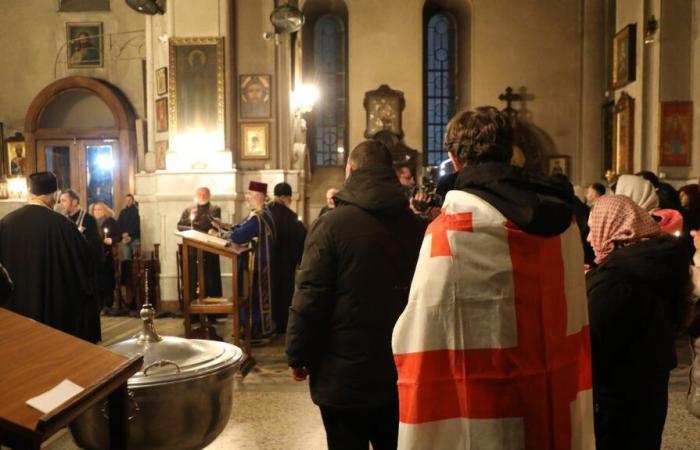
left=0, top=308, right=142, bottom=450
left=176, top=229, right=256, bottom=376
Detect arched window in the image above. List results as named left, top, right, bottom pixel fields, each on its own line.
left=424, top=10, right=456, bottom=166
left=312, top=14, right=347, bottom=166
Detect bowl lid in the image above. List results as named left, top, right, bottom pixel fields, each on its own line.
left=109, top=336, right=243, bottom=386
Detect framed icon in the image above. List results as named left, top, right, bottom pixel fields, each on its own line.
left=239, top=74, right=271, bottom=119
left=612, top=23, right=637, bottom=90
left=613, top=92, right=635, bottom=175
left=156, top=98, right=168, bottom=133
left=659, top=101, right=692, bottom=166
left=156, top=67, right=168, bottom=96
left=241, top=123, right=269, bottom=160
left=66, top=22, right=103, bottom=68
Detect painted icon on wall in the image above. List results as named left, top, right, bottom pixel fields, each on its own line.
left=547, top=156, right=570, bottom=177
left=239, top=75, right=271, bottom=119
left=155, top=140, right=168, bottom=170
left=241, top=123, right=269, bottom=160
left=156, top=98, right=168, bottom=133
left=66, top=22, right=103, bottom=68
left=156, top=67, right=168, bottom=96
left=659, top=101, right=692, bottom=166
left=612, top=23, right=636, bottom=90
left=613, top=92, right=635, bottom=175
left=7, top=141, right=26, bottom=177
left=169, top=37, right=224, bottom=136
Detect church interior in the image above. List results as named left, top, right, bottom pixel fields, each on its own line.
left=3, top=0, right=700, bottom=449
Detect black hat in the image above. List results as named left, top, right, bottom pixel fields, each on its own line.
left=273, top=182, right=292, bottom=197
left=29, top=172, right=58, bottom=195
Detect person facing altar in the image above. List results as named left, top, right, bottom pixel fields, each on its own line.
left=221, top=181, right=276, bottom=341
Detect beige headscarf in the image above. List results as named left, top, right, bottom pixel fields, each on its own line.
left=588, top=195, right=660, bottom=264
left=614, top=174, right=659, bottom=212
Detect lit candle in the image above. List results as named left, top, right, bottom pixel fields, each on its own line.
left=103, top=227, right=109, bottom=237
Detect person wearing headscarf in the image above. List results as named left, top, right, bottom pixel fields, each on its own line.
left=615, top=174, right=684, bottom=237
left=586, top=195, right=691, bottom=450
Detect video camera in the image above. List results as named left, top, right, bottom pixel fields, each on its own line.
left=410, top=166, right=444, bottom=212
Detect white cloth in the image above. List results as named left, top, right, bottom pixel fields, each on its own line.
left=614, top=174, right=659, bottom=212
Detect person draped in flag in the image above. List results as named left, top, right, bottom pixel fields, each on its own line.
left=586, top=195, right=690, bottom=450
left=392, top=106, right=595, bottom=450
left=223, top=181, right=276, bottom=341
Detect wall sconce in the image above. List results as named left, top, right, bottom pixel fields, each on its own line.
left=291, top=84, right=320, bottom=116
left=644, top=14, right=658, bottom=45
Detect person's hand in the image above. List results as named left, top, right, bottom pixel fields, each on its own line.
left=208, top=229, right=218, bottom=236
left=210, top=217, right=222, bottom=230
left=692, top=230, right=700, bottom=250
left=104, top=237, right=113, bottom=245
left=290, top=366, right=308, bottom=381
left=409, top=191, right=429, bottom=214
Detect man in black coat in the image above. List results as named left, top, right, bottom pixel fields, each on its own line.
left=0, top=172, right=99, bottom=342
left=286, top=140, right=425, bottom=450
left=268, top=182, right=307, bottom=333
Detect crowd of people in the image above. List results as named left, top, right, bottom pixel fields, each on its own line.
left=3, top=105, right=700, bottom=449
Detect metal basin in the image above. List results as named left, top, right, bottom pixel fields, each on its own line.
left=70, top=304, right=243, bottom=450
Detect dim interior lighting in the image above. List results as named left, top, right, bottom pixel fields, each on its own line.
left=96, top=154, right=114, bottom=170
left=7, top=177, right=27, bottom=199
left=291, top=84, right=320, bottom=116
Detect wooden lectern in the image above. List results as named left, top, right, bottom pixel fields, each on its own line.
left=176, top=229, right=255, bottom=375
left=0, top=308, right=142, bottom=450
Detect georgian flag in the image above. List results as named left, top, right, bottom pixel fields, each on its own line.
left=392, top=190, right=595, bottom=450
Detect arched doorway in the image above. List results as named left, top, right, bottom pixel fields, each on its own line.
left=24, top=76, right=137, bottom=212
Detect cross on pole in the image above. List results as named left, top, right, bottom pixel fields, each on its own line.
left=499, top=86, right=522, bottom=118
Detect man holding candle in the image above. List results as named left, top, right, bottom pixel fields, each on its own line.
left=177, top=186, right=223, bottom=302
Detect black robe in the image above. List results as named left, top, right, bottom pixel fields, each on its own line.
left=96, top=217, right=122, bottom=306
left=177, top=203, right=223, bottom=298
left=269, top=201, right=307, bottom=333
left=0, top=203, right=100, bottom=342
left=68, top=209, right=104, bottom=267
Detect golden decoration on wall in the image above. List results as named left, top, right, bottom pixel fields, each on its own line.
left=613, top=92, right=634, bottom=175
left=659, top=101, right=692, bottom=166
left=240, top=75, right=271, bottom=119
left=612, top=23, right=636, bottom=90
left=363, top=85, right=405, bottom=139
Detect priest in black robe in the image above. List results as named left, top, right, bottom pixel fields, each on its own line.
left=0, top=172, right=100, bottom=342
left=177, top=186, right=223, bottom=299
left=269, top=182, right=307, bottom=333
left=60, top=188, right=103, bottom=268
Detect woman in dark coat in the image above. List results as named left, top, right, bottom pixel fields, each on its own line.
left=93, top=202, right=122, bottom=313
left=586, top=195, right=691, bottom=450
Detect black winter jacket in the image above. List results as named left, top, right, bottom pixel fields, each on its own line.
left=285, top=166, right=425, bottom=409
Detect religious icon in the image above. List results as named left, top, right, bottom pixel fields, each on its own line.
left=240, top=75, right=271, bottom=119
left=155, top=140, right=168, bottom=170
left=169, top=38, right=224, bottom=137
left=547, top=156, right=570, bottom=177
left=613, top=92, right=635, bottom=175
left=241, top=123, right=269, bottom=160
left=156, top=67, right=168, bottom=96
left=659, top=101, right=692, bottom=166
left=612, top=24, right=636, bottom=89
left=363, top=85, right=405, bottom=139
left=6, top=141, right=26, bottom=177
left=66, top=22, right=103, bottom=68
left=156, top=98, right=168, bottom=132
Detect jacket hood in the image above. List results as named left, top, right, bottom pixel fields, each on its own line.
left=334, top=166, right=409, bottom=214
left=455, top=162, right=574, bottom=236
left=590, top=236, right=688, bottom=288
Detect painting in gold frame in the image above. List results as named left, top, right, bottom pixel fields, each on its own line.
left=547, top=156, right=570, bottom=177
left=241, top=123, right=269, bottom=160
left=612, top=23, right=636, bottom=90
left=659, top=101, right=692, bottom=166
left=613, top=92, right=634, bottom=175
left=156, top=67, right=168, bottom=96
left=155, top=140, right=168, bottom=170
left=155, top=98, right=168, bottom=132
left=6, top=140, right=27, bottom=177
left=168, top=37, right=225, bottom=138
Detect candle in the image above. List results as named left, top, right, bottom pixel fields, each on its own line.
left=103, top=227, right=109, bottom=237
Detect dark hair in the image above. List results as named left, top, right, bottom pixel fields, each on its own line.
left=348, top=140, right=392, bottom=170
left=443, top=106, right=513, bottom=166
left=125, top=193, right=135, bottom=199
left=679, top=184, right=700, bottom=212
left=635, top=170, right=660, bottom=188
left=62, top=189, right=80, bottom=202
left=589, top=182, right=606, bottom=197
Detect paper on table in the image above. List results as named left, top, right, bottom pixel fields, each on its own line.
left=26, top=379, right=84, bottom=414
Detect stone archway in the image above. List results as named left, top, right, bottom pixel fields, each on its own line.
left=24, top=76, right=137, bottom=211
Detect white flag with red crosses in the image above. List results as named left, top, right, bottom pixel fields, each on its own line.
left=392, top=190, right=595, bottom=450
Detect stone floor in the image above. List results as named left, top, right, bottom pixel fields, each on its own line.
left=47, top=315, right=700, bottom=450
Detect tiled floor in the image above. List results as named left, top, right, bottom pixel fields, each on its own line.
left=49, top=315, right=700, bottom=450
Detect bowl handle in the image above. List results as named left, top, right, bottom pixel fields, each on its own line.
left=143, top=359, right=182, bottom=376
left=101, top=389, right=140, bottom=421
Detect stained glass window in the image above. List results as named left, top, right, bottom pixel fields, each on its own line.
left=313, top=14, right=347, bottom=166
left=425, top=12, right=456, bottom=166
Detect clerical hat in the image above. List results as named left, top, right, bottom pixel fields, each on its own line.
left=248, top=181, right=267, bottom=194
left=29, top=171, right=58, bottom=195
left=273, top=182, right=292, bottom=197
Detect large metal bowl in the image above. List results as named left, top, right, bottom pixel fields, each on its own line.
left=70, top=305, right=243, bottom=450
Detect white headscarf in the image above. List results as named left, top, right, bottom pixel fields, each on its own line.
left=614, top=174, right=659, bottom=212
